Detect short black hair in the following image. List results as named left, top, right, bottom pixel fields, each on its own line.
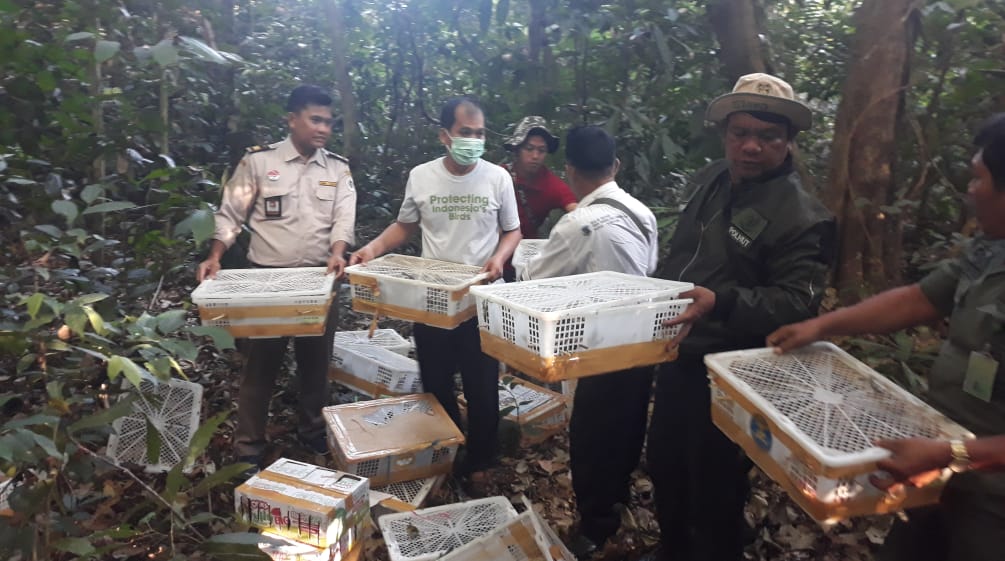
left=286, top=85, right=332, bottom=113
left=566, top=126, right=616, bottom=176
left=440, top=96, right=483, bottom=131
left=726, top=110, right=797, bottom=140
left=974, top=113, right=1005, bottom=192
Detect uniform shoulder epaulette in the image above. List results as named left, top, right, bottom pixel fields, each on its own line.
left=245, top=144, right=275, bottom=155
left=323, top=149, right=350, bottom=164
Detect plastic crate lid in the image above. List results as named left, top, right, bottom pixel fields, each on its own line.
left=191, top=267, right=334, bottom=301
left=334, top=329, right=411, bottom=351
left=333, top=343, right=419, bottom=372
left=705, top=342, right=974, bottom=468
left=373, top=475, right=442, bottom=507
left=324, top=394, right=464, bottom=459
left=470, top=271, right=693, bottom=314
left=499, top=380, right=554, bottom=415
left=107, top=377, right=203, bottom=472
left=378, top=496, right=518, bottom=561
left=346, top=254, right=486, bottom=290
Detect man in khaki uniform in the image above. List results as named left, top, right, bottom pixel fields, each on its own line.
left=197, top=85, right=357, bottom=468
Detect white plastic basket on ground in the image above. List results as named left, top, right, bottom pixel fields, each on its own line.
left=323, top=394, right=464, bottom=487
left=329, top=341, right=422, bottom=397
left=438, top=506, right=577, bottom=561
left=334, top=329, right=413, bottom=356
left=705, top=342, right=975, bottom=523
left=371, top=475, right=445, bottom=513
left=460, top=376, right=568, bottom=446
left=345, top=255, right=488, bottom=329
left=191, top=267, right=335, bottom=338
left=378, top=496, right=518, bottom=561
left=106, top=377, right=203, bottom=472
left=511, top=239, right=546, bottom=279
left=470, top=271, right=693, bottom=382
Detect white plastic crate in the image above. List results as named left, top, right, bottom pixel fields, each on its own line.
left=372, top=475, right=445, bottom=512
left=106, top=377, right=203, bottom=473
left=334, top=329, right=413, bottom=356
left=439, top=508, right=576, bottom=561
left=330, top=339, right=422, bottom=397
left=511, top=239, right=546, bottom=279
left=471, top=271, right=693, bottom=381
left=324, top=394, right=464, bottom=487
left=346, top=255, right=488, bottom=329
left=705, top=343, right=975, bottom=522
left=378, top=496, right=518, bottom=561
left=460, top=376, right=568, bottom=446
left=192, top=267, right=335, bottom=338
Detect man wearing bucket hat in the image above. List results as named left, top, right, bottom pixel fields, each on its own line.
left=502, top=117, right=577, bottom=256
left=641, top=74, right=836, bottom=561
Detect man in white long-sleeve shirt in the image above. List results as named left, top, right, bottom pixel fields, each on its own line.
left=522, top=126, right=658, bottom=557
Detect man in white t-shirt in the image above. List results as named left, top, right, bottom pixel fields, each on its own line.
left=350, top=96, right=522, bottom=480
left=522, top=126, right=659, bottom=557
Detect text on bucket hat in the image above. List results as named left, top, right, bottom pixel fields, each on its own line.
left=705, top=73, right=812, bottom=131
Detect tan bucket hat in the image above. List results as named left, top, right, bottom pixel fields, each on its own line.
left=706, top=73, right=812, bottom=131
left=504, top=116, right=560, bottom=153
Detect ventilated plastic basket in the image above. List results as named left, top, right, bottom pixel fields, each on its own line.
left=106, top=377, right=203, bottom=473
left=378, top=496, right=518, bottom=561
left=191, top=267, right=335, bottom=338
left=705, top=342, right=975, bottom=522
left=511, top=239, right=546, bottom=279
left=439, top=508, right=577, bottom=561
left=323, top=394, right=464, bottom=487
left=330, top=339, right=422, bottom=397
left=471, top=271, right=693, bottom=381
left=372, top=475, right=445, bottom=512
left=460, top=377, right=568, bottom=446
left=346, top=255, right=488, bottom=329
left=334, top=329, right=413, bottom=356
left=0, top=476, right=16, bottom=516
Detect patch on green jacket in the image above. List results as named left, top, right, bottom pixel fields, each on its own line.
left=729, top=208, right=768, bottom=249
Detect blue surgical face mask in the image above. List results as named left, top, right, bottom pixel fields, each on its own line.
left=447, top=135, right=485, bottom=166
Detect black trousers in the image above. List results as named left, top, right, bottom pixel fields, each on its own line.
left=412, top=318, right=499, bottom=470
left=647, top=355, right=751, bottom=561
left=570, top=366, right=654, bottom=543
left=233, top=299, right=337, bottom=458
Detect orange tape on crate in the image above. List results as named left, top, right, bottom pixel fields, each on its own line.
left=711, top=404, right=946, bottom=521
left=352, top=300, right=477, bottom=329
left=198, top=302, right=331, bottom=322
left=506, top=519, right=543, bottom=559
left=224, top=322, right=327, bottom=338
left=479, top=331, right=679, bottom=383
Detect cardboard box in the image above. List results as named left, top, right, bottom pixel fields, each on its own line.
left=256, top=520, right=365, bottom=561
left=324, top=394, right=464, bottom=487
left=235, top=458, right=369, bottom=548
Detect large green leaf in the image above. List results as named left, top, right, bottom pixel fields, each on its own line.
left=175, top=208, right=215, bottom=245
left=107, top=356, right=147, bottom=388
left=163, top=411, right=230, bottom=503
left=25, top=293, right=44, bottom=319
left=146, top=417, right=162, bottom=465
left=200, top=533, right=271, bottom=560
left=82, top=201, right=136, bottom=215
left=68, top=395, right=136, bottom=434
left=51, top=200, right=78, bottom=225
left=94, top=40, right=120, bottom=63
left=186, top=325, right=236, bottom=350
left=178, top=36, right=229, bottom=65
left=80, top=184, right=104, bottom=204
left=65, top=32, right=95, bottom=43
left=156, top=309, right=187, bottom=334
left=53, top=537, right=95, bottom=556
left=191, top=462, right=255, bottom=497
left=150, top=39, right=179, bottom=66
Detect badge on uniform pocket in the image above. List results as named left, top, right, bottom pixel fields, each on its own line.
left=264, top=196, right=282, bottom=218
left=963, top=350, right=999, bottom=403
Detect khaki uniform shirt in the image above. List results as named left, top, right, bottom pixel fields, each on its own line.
left=212, top=137, right=356, bottom=267
left=919, top=235, right=1005, bottom=495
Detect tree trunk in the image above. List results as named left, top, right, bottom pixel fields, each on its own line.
left=323, top=0, right=361, bottom=162
left=825, top=0, right=918, bottom=302
left=707, top=0, right=769, bottom=84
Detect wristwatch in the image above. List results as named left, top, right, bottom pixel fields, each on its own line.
left=948, top=439, right=972, bottom=473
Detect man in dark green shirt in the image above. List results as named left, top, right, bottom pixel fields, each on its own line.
left=768, top=113, right=1005, bottom=561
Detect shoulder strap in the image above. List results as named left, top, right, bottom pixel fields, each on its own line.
left=245, top=144, right=274, bottom=155
left=590, top=197, right=651, bottom=244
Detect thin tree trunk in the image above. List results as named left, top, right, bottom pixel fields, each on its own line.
left=825, top=0, right=918, bottom=302
left=707, top=0, right=769, bottom=84
left=323, top=0, right=361, bottom=162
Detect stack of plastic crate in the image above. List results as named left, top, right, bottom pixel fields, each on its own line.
left=471, top=271, right=693, bottom=382
left=705, top=342, right=974, bottom=523
left=330, top=329, right=422, bottom=397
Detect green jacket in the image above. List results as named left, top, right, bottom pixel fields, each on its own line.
left=660, top=158, right=836, bottom=356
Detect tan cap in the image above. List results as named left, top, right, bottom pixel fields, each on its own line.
left=705, top=73, right=812, bottom=131
left=504, top=116, right=560, bottom=153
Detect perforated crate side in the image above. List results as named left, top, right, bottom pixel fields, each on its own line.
left=378, top=497, right=518, bottom=561
left=481, top=297, right=691, bottom=357
left=331, top=344, right=421, bottom=397
left=372, top=475, right=443, bottom=510
left=438, top=509, right=577, bottom=561
left=107, top=378, right=203, bottom=473
left=334, top=329, right=412, bottom=356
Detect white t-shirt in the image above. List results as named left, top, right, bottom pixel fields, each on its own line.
left=522, top=181, right=658, bottom=279
left=397, top=157, right=521, bottom=266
